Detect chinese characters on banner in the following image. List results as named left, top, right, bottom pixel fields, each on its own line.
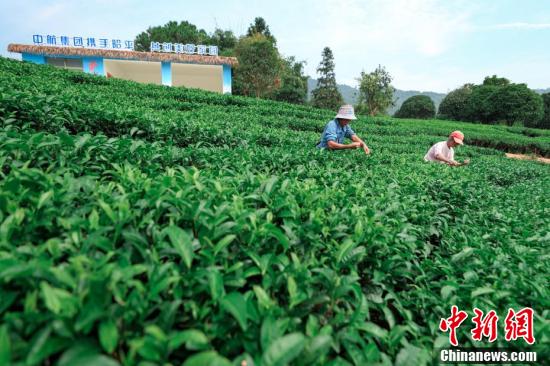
left=439, top=306, right=535, bottom=346
left=150, top=42, right=219, bottom=56
left=32, top=35, right=219, bottom=56
left=32, top=35, right=134, bottom=50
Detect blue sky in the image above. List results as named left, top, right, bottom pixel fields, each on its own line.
left=1, top=0, right=549, bottom=92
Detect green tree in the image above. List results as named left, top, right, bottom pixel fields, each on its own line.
left=134, top=21, right=211, bottom=51
left=483, top=75, right=510, bottom=87
left=464, top=80, right=543, bottom=126
left=233, top=34, right=281, bottom=98
left=541, top=93, right=550, bottom=129
left=464, top=84, right=500, bottom=123
left=354, top=103, right=370, bottom=116
left=438, top=84, right=473, bottom=121
left=311, top=47, right=343, bottom=110
left=488, top=84, right=544, bottom=127
left=271, top=57, right=308, bottom=104
left=394, top=95, right=435, bottom=119
left=246, top=17, right=276, bottom=44
left=356, top=65, right=395, bottom=116
left=209, top=28, right=238, bottom=56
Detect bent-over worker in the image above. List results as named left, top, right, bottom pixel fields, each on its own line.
left=424, top=131, right=470, bottom=166
left=317, top=105, right=370, bottom=154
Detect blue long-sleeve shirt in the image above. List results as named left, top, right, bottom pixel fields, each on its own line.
left=317, top=119, right=356, bottom=148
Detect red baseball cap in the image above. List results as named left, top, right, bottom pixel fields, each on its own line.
left=450, top=131, right=464, bottom=145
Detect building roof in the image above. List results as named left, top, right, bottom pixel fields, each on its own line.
left=7, top=44, right=238, bottom=67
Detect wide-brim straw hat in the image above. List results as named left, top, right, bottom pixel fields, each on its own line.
left=335, top=104, right=357, bottom=120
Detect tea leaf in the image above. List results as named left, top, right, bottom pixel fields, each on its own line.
left=253, top=285, right=274, bottom=309
left=0, top=325, right=10, bottom=365
left=169, top=329, right=209, bottom=351
left=99, top=319, right=119, bottom=354
left=220, top=292, right=248, bottom=331
left=165, top=225, right=194, bottom=269
left=182, top=351, right=232, bottom=366
left=214, top=234, right=237, bottom=255
left=208, top=269, right=225, bottom=301
left=262, top=332, right=306, bottom=366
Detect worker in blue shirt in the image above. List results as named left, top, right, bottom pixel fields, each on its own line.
left=317, top=105, right=370, bottom=154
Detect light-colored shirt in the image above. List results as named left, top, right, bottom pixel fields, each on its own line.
left=424, top=141, right=454, bottom=162
left=317, top=119, right=356, bottom=148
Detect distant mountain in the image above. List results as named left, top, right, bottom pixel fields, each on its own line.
left=307, top=79, right=550, bottom=115
left=307, top=78, right=446, bottom=115
left=307, top=78, right=360, bottom=105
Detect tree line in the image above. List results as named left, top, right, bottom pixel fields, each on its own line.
left=135, top=19, right=550, bottom=129
left=134, top=18, right=308, bottom=104
left=438, top=77, right=549, bottom=129
left=132, top=18, right=393, bottom=111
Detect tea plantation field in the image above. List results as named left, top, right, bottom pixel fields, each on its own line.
left=0, top=57, right=548, bottom=365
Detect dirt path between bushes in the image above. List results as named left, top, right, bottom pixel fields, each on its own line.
left=506, top=153, right=550, bottom=164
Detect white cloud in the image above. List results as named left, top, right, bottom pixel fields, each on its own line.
left=485, top=22, right=550, bottom=30
left=319, top=0, right=472, bottom=57
left=280, top=0, right=476, bottom=91
left=390, top=64, right=480, bottom=92
left=33, top=2, right=68, bottom=21
left=41, top=4, right=64, bottom=18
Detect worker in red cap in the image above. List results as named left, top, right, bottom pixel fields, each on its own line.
left=424, top=131, right=470, bottom=166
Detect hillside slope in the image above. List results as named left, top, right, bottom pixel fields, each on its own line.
left=1, top=58, right=548, bottom=365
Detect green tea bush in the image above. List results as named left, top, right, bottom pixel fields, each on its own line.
left=0, top=57, right=548, bottom=365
